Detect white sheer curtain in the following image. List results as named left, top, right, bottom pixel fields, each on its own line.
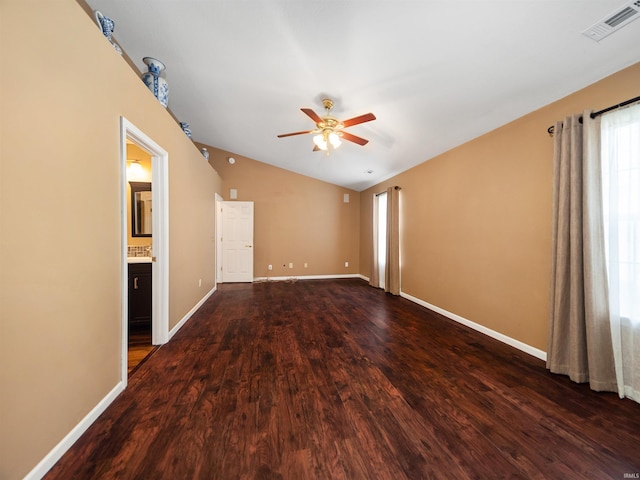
left=370, top=194, right=380, bottom=288
left=369, top=187, right=400, bottom=295
left=601, top=102, right=640, bottom=402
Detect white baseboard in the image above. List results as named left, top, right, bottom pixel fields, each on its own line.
left=24, top=279, right=542, bottom=480
left=27, top=285, right=218, bottom=479
left=400, top=291, right=547, bottom=361
left=253, top=274, right=364, bottom=282
left=24, top=381, right=125, bottom=480
left=168, top=285, right=217, bottom=340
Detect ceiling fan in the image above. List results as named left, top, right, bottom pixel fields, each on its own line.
left=277, top=98, right=376, bottom=154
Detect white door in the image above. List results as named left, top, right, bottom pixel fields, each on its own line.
left=215, top=194, right=224, bottom=284
left=222, top=201, right=254, bottom=282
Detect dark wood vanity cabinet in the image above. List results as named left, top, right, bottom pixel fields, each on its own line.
left=128, top=263, right=152, bottom=332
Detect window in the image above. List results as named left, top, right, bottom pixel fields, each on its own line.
left=377, top=191, right=387, bottom=289
left=601, top=103, right=640, bottom=325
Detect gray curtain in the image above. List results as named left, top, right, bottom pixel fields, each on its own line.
left=385, top=186, right=400, bottom=295
left=547, top=112, right=618, bottom=391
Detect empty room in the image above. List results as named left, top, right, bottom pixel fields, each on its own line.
left=2, top=1, right=640, bottom=479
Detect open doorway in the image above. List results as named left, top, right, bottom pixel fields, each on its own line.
left=120, top=117, right=169, bottom=384
left=125, top=143, right=154, bottom=373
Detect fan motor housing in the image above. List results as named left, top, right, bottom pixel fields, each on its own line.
left=318, top=116, right=342, bottom=130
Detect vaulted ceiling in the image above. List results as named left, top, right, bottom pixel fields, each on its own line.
left=86, top=0, right=640, bottom=191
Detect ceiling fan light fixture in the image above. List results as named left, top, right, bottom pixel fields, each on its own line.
left=313, top=133, right=328, bottom=150
left=329, top=132, right=342, bottom=148
left=314, top=130, right=341, bottom=152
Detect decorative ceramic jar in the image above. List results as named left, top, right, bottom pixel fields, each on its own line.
left=179, top=122, right=192, bottom=138
left=141, top=57, right=169, bottom=108
left=201, top=148, right=210, bottom=160
left=94, top=11, right=122, bottom=54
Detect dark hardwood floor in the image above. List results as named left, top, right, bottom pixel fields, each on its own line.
left=45, top=279, right=640, bottom=479
left=128, top=329, right=157, bottom=375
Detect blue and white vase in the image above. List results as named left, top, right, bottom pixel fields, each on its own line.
left=141, top=57, right=169, bottom=108
left=179, top=122, right=192, bottom=138
left=94, top=11, right=123, bottom=55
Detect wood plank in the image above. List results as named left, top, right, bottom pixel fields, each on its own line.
left=45, top=279, right=640, bottom=479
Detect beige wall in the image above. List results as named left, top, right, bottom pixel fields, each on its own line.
left=203, top=146, right=360, bottom=278
left=0, top=1, right=222, bottom=478
left=360, top=61, right=640, bottom=353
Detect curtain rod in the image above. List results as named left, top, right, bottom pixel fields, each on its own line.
left=547, top=94, right=640, bottom=136
left=375, top=186, right=402, bottom=196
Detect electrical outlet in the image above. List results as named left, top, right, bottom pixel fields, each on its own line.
left=345, top=261, right=349, bottom=267
left=268, top=264, right=273, bottom=270
left=198, top=279, right=202, bottom=287
left=289, top=262, right=293, bottom=269
left=304, top=262, right=308, bottom=268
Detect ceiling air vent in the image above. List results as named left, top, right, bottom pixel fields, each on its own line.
left=583, top=0, right=640, bottom=41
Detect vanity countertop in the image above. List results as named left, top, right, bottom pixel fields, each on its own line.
left=127, top=257, right=152, bottom=264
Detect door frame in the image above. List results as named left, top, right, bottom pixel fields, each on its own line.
left=215, top=193, right=224, bottom=284
left=120, top=117, right=169, bottom=384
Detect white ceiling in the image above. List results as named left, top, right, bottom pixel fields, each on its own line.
left=86, top=0, right=640, bottom=191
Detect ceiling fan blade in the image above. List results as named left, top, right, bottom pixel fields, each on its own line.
left=342, top=112, right=376, bottom=128
left=277, top=130, right=314, bottom=138
left=301, top=108, right=323, bottom=124
left=341, top=131, right=369, bottom=146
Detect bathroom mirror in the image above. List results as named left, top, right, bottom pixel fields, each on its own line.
left=130, top=182, right=152, bottom=237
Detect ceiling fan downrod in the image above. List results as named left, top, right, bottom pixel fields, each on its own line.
left=322, top=98, right=334, bottom=113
